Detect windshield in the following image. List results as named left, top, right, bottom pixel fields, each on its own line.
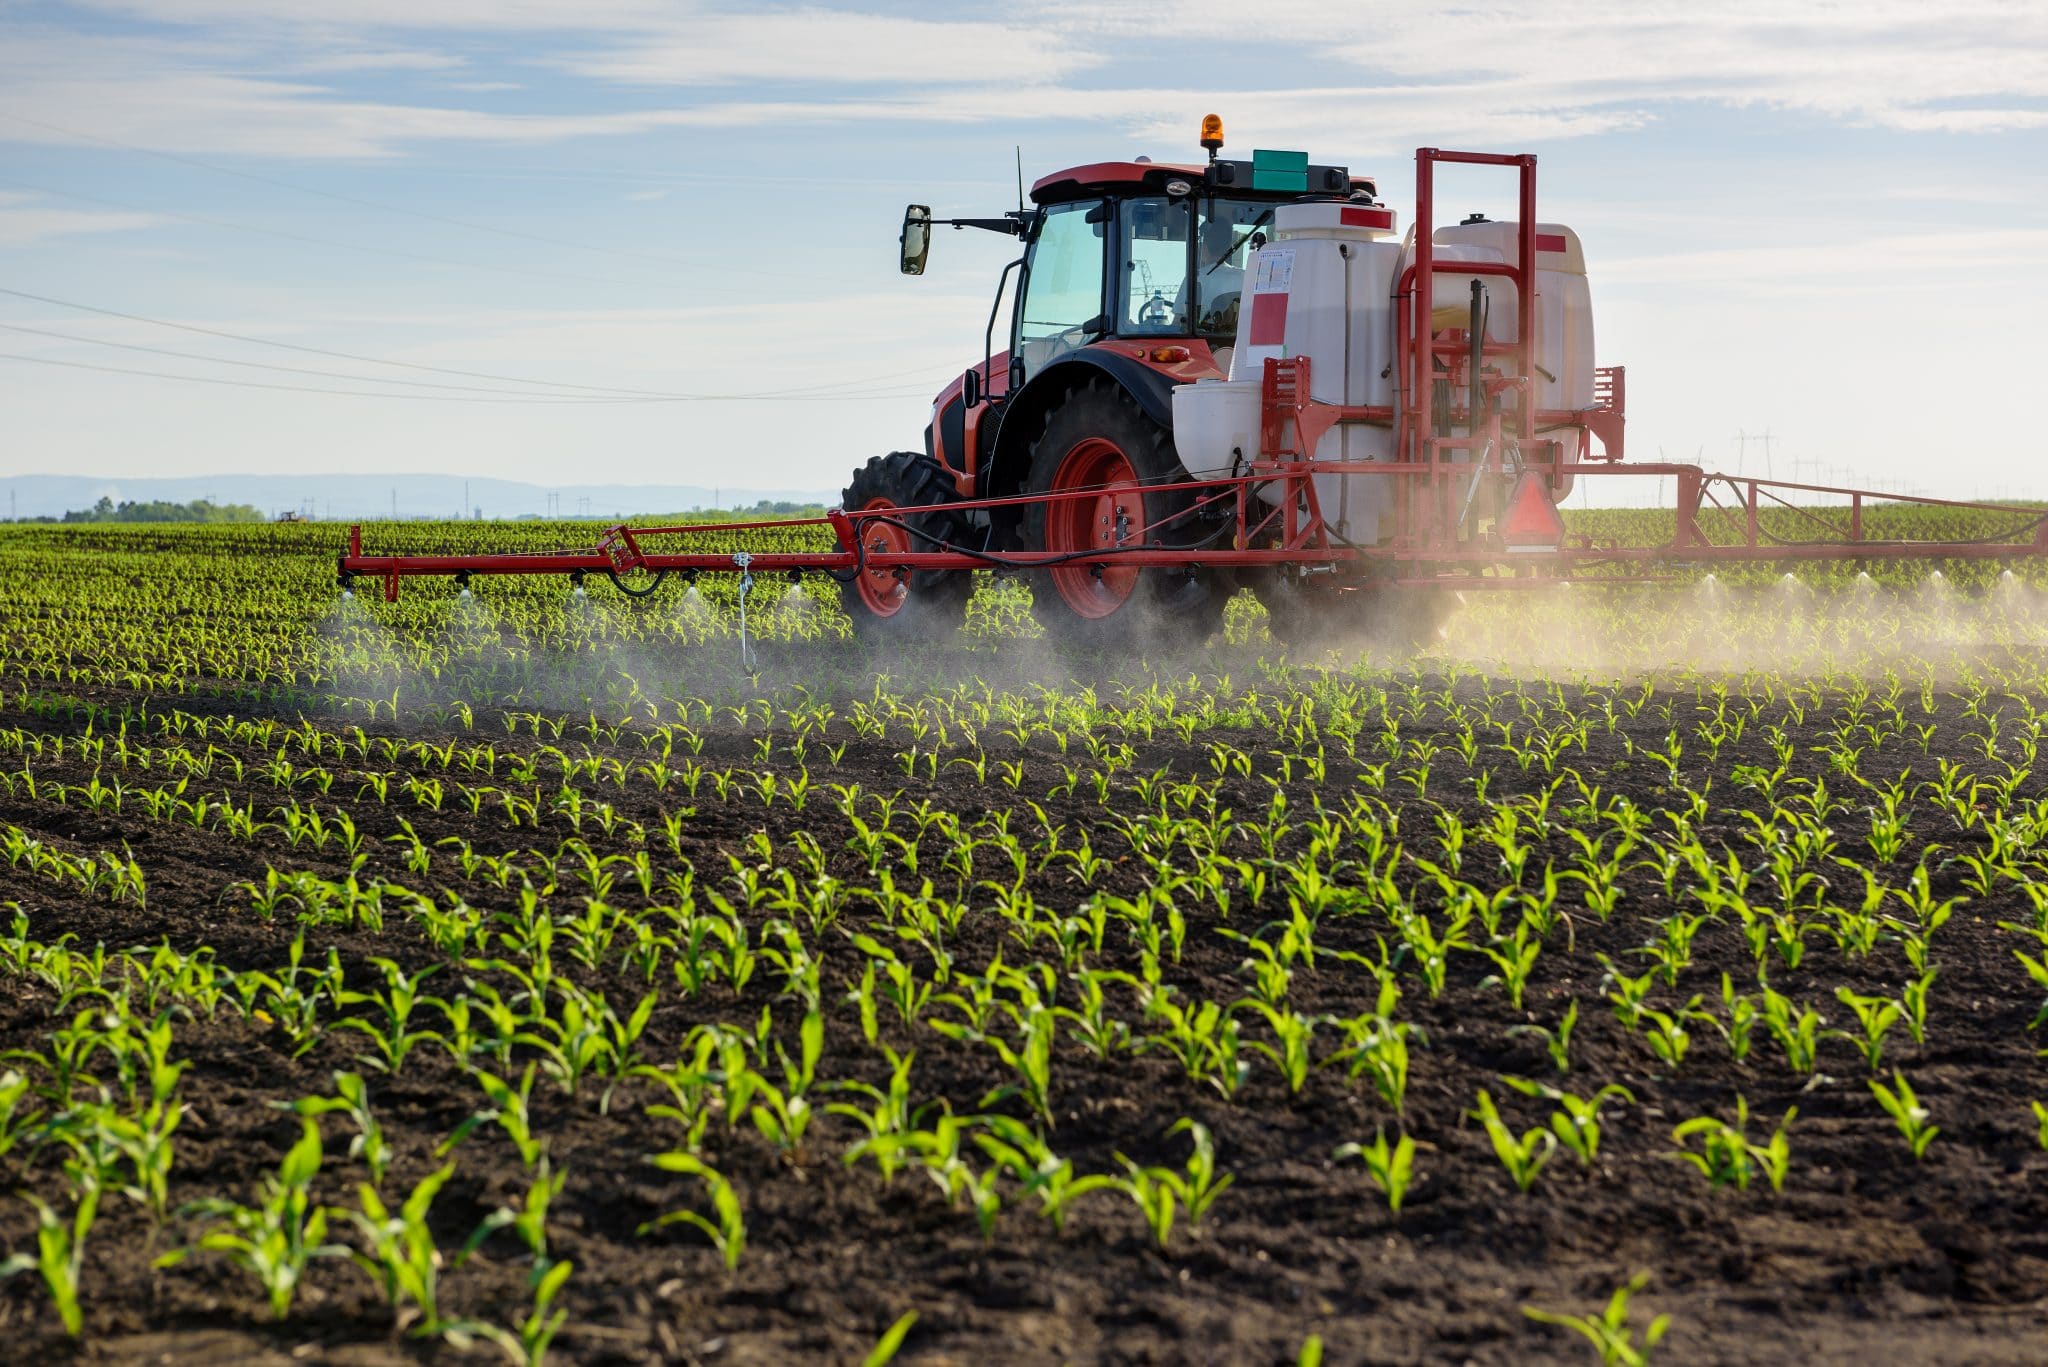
left=1115, top=196, right=1282, bottom=339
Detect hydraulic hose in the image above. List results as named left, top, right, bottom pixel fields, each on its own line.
left=605, top=567, right=670, bottom=597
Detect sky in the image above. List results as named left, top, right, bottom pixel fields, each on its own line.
left=1, top=0, right=2046, bottom=505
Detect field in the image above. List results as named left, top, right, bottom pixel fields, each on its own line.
left=3, top=514, right=2048, bottom=1364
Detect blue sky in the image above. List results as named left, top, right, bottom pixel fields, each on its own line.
left=2, top=0, right=2045, bottom=504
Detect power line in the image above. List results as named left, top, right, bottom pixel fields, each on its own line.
left=5, top=317, right=944, bottom=401
left=0, top=283, right=664, bottom=394
left=0, top=350, right=648, bottom=402
left=0, top=284, right=939, bottom=400
left=0, top=321, right=650, bottom=397
left=0, top=349, right=932, bottom=403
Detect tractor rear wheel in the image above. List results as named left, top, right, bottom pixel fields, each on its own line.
left=838, top=451, right=973, bottom=641
left=1018, top=382, right=1231, bottom=648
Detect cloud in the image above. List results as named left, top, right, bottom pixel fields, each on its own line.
left=295, top=50, right=467, bottom=74
left=1039, top=0, right=2048, bottom=137
left=4, top=1, right=2044, bottom=164
left=0, top=191, right=159, bottom=246
left=562, top=9, right=1100, bottom=86
left=70, top=0, right=677, bottom=30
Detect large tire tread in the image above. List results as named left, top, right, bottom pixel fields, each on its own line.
left=837, top=451, right=973, bottom=641
left=1017, top=382, right=1231, bottom=650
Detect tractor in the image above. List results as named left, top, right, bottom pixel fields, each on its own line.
left=844, top=115, right=1379, bottom=645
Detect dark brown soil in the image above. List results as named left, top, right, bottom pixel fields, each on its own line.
left=2, top=651, right=2047, bottom=1366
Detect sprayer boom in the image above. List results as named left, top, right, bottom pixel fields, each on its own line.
left=338, top=462, right=2048, bottom=604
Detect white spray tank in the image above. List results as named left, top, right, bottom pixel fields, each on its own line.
left=1398, top=219, right=1594, bottom=501
left=1427, top=218, right=1594, bottom=414
left=1171, top=201, right=1401, bottom=544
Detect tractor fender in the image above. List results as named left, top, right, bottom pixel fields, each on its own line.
left=983, top=350, right=1179, bottom=500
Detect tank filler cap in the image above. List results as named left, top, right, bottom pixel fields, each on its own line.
left=1461, top=213, right=1490, bottom=224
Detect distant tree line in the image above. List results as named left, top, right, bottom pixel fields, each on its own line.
left=43, top=496, right=267, bottom=524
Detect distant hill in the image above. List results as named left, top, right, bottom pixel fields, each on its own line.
left=0, top=474, right=837, bottom=523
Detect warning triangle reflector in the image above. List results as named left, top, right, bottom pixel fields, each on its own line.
left=1500, top=471, right=1565, bottom=551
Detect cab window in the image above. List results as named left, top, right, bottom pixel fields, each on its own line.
left=1192, top=200, right=1273, bottom=337
left=1016, top=200, right=1107, bottom=380
left=1119, top=197, right=1191, bottom=335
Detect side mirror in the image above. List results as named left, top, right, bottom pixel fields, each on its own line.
left=899, top=204, right=932, bottom=276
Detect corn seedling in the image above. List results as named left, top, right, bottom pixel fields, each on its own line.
left=1332, top=1129, right=1416, bottom=1216
left=1869, top=1070, right=1940, bottom=1159
left=1523, top=1272, right=1670, bottom=1367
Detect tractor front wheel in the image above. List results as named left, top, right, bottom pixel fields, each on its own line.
left=838, top=451, right=973, bottom=642
left=1018, top=382, right=1231, bottom=649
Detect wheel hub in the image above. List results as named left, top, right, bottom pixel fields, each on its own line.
left=1044, top=437, right=1142, bottom=619
left=855, top=497, right=912, bottom=616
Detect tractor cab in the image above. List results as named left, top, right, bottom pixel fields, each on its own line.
left=896, top=120, right=1380, bottom=507
left=1010, top=154, right=1374, bottom=385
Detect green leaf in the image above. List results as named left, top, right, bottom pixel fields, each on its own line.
left=861, top=1310, right=919, bottom=1367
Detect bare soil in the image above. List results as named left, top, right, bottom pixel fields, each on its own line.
left=1, top=657, right=2046, bottom=1365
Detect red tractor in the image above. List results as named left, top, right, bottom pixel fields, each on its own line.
left=843, top=116, right=1381, bottom=645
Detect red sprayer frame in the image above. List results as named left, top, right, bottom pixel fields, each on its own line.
left=338, top=148, right=2048, bottom=603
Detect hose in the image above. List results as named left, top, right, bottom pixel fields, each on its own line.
left=605, top=567, right=670, bottom=597
left=857, top=508, right=1234, bottom=570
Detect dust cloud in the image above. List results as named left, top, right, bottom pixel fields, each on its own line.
left=1415, top=573, right=2048, bottom=680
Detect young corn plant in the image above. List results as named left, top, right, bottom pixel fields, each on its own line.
left=1469, top=1089, right=1556, bottom=1193
left=1670, top=1097, right=1795, bottom=1194
left=1332, top=1129, right=1415, bottom=1216
left=639, top=1152, right=746, bottom=1271
left=1869, top=1070, right=1940, bottom=1159
left=339, top=1160, right=457, bottom=1335
left=1761, top=989, right=1826, bottom=1076
left=440, top=1063, right=546, bottom=1169
left=1111, top=1119, right=1234, bottom=1249
left=972, top=1115, right=1120, bottom=1236
left=1503, top=1078, right=1636, bottom=1166
left=1522, top=1273, right=1670, bottom=1367
left=450, top=1259, right=573, bottom=1367
left=290, top=1071, right=394, bottom=1187
left=1637, top=1004, right=1693, bottom=1071
left=1506, top=999, right=1577, bottom=1074
left=1, top=1180, right=100, bottom=1337
left=161, top=1117, right=347, bottom=1319
left=460, top=1158, right=568, bottom=1280
left=1831, top=988, right=1903, bottom=1072
left=1236, top=1001, right=1323, bottom=1095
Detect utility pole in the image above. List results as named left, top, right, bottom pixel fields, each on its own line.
left=1734, top=429, right=1776, bottom=481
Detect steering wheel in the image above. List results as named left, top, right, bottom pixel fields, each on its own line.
left=1037, top=323, right=1094, bottom=361
left=1139, top=292, right=1176, bottom=329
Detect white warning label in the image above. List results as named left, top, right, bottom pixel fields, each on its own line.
left=1251, top=248, right=1294, bottom=294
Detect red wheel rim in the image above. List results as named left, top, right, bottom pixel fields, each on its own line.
left=854, top=495, right=912, bottom=617
left=1043, top=437, right=1142, bottom=619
